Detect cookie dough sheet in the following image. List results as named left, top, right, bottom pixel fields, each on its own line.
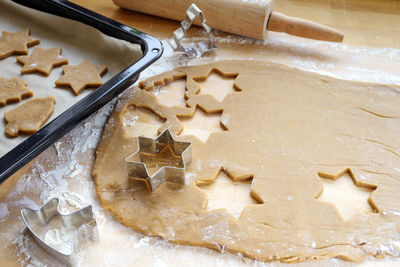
left=0, top=0, right=142, bottom=157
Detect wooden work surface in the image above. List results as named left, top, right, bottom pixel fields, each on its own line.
left=1, top=0, right=400, bottom=266
left=69, top=0, right=400, bottom=48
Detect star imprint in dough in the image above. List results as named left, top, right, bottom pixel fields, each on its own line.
left=317, top=169, right=377, bottom=220
left=179, top=108, right=226, bottom=143
left=0, top=77, right=33, bottom=106
left=16, top=47, right=68, bottom=76
left=194, top=70, right=238, bottom=102
left=153, top=79, right=187, bottom=108
left=197, top=170, right=258, bottom=219
left=55, top=59, right=107, bottom=95
left=0, top=28, right=40, bottom=59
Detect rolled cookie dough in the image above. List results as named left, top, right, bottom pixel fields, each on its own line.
left=4, top=96, right=55, bottom=137
left=0, top=77, right=32, bottom=106
left=55, top=59, right=107, bottom=95
left=0, top=28, right=40, bottom=59
left=16, top=47, right=68, bottom=76
left=93, top=61, right=400, bottom=263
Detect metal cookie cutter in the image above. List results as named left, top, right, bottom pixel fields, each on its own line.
left=168, top=3, right=217, bottom=59
left=21, top=198, right=99, bottom=266
left=126, top=129, right=192, bottom=192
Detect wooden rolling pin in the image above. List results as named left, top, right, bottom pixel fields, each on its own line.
left=113, top=0, right=344, bottom=42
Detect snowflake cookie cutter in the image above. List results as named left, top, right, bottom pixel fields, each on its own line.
left=126, top=129, right=192, bottom=192
left=168, top=3, right=217, bottom=59
left=21, top=198, right=99, bottom=266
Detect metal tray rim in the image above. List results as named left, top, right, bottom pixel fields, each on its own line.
left=0, top=0, right=163, bottom=183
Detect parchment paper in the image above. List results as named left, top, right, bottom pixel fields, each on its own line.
left=0, top=0, right=142, bottom=157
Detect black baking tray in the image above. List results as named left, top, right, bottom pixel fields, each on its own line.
left=0, top=0, right=163, bottom=183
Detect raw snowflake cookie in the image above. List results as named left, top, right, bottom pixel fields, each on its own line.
left=0, top=77, right=33, bottom=106
left=16, top=47, right=68, bottom=76
left=4, top=97, right=55, bottom=137
left=55, top=59, right=107, bottom=95
left=0, top=28, right=40, bottom=59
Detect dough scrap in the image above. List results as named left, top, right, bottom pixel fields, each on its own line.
left=0, top=28, right=40, bottom=59
left=55, top=59, right=107, bottom=95
left=93, top=61, right=400, bottom=263
left=0, top=77, right=33, bottom=106
left=4, top=96, right=55, bottom=137
left=16, top=47, right=68, bottom=76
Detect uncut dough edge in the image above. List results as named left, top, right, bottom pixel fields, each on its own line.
left=92, top=60, right=400, bottom=263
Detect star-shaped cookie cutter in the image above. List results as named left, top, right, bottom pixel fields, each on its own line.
left=168, top=3, right=217, bottom=59
left=126, top=129, right=192, bottom=192
left=21, top=198, right=99, bottom=266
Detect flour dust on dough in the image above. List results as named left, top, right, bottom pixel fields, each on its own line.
left=93, top=61, right=400, bottom=263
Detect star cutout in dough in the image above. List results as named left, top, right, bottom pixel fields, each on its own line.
left=317, top=169, right=377, bottom=220
left=194, top=70, right=238, bottom=102
left=179, top=108, right=226, bottom=142
left=0, top=77, right=33, bottom=106
left=126, top=129, right=192, bottom=192
left=16, top=47, right=68, bottom=76
left=197, top=170, right=257, bottom=219
left=55, top=59, right=107, bottom=95
left=0, top=28, right=40, bottom=59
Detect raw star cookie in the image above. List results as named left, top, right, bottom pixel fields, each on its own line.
left=93, top=61, right=400, bottom=263
left=0, top=28, right=40, bottom=59
left=4, top=96, right=55, bottom=137
left=16, top=47, right=68, bottom=76
left=0, top=77, right=33, bottom=106
left=55, top=59, right=107, bottom=95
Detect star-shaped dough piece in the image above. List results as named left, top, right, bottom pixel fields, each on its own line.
left=0, top=28, right=40, bottom=59
left=0, top=77, right=33, bottom=106
left=4, top=97, right=55, bottom=137
left=55, top=59, right=107, bottom=95
left=16, top=47, right=68, bottom=76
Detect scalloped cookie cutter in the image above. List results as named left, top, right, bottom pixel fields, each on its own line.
left=168, top=3, right=217, bottom=59
left=126, top=129, right=192, bottom=192
left=21, top=198, right=99, bottom=266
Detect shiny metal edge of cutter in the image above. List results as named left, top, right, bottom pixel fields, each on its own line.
left=126, top=129, right=192, bottom=192
left=21, top=198, right=99, bottom=266
left=168, top=3, right=217, bottom=59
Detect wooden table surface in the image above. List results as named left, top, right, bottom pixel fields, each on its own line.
left=70, top=0, right=400, bottom=49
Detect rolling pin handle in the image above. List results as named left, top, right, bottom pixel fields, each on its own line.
left=267, top=11, right=344, bottom=42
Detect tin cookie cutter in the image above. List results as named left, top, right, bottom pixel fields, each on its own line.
left=126, top=129, right=192, bottom=192
left=168, top=3, right=217, bottom=59
left=21, top=198, right=99, bottom=266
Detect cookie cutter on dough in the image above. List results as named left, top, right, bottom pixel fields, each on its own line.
left=21, top=198, right=99, bottom=266
left=126, top=129, right=192, bottom=192
left=168, top=3, right=217, bottom=59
